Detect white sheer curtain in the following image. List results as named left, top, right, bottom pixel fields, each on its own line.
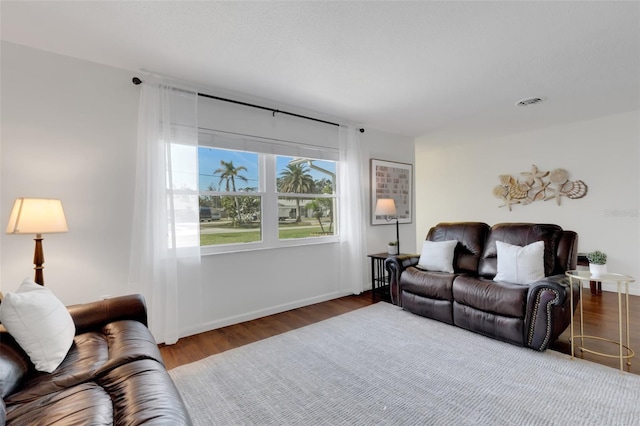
left=338, top=125, right=367, bottom=294
left=129, top=80, right=201, bottom=345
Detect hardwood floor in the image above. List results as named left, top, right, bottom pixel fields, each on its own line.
left=551, top=290, right=640, bottom=374
left=159, top=293, right=374, bottom=370
left=160, top=290, right=640, bottom=375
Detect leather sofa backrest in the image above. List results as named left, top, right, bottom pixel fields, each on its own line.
left=426, top=222, right=490, bottom=273
left=478, top=223, right=563, bottom=279
left=553, top=230, right=578, bottom=275
left=68, top=294, right=148, bottom=334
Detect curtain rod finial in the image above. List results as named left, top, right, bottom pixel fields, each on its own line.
left=132, top=77, right=142, bottom=85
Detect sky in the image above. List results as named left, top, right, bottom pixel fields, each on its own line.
left=198, top=147, right=336, bottom=192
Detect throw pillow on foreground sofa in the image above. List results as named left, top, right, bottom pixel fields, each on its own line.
left=0, top=278, right=76, bottom=373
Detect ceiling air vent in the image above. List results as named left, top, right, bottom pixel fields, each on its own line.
left=515, top=97, right=546, bottom=107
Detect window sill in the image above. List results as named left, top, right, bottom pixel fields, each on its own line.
left=200, top=236, right=340, bottom=256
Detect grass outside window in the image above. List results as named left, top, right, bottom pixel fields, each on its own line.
left=200, top=220, right=335, bottom=246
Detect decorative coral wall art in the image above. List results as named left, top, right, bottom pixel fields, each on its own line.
left=493, top=164, right=587, bottom=211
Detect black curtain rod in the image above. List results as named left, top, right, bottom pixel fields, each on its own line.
left=132, top=76, right=343, bottom=128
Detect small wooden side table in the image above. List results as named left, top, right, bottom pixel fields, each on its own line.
left=566, top=270, right=635, bottom=372
left=367, top=253, right=397, bottom=302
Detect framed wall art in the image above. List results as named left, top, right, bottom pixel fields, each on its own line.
left=370, top=159, right=413, bottom=225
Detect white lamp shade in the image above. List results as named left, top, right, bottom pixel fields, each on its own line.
left=374, top=198, right=397, bottom=216
left=6, top=198, right=68, bottom=234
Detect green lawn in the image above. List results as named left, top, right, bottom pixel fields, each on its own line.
left=200, top=231, right=261, bottom=245
left=199, top=223, right=334, bottom=246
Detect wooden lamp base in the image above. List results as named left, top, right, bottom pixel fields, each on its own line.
left=33, top=234, right=45, bottom=285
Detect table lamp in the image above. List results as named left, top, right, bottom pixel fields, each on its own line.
left=6, top=198, right=68, bottom=285
left=374, top=198, right=400, bottom=254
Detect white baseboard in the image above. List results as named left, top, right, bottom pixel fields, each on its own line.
left=177, top=290, right=355, bottom=340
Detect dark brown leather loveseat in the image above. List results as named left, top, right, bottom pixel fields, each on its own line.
left=386, top=222, right=579, bottom=351
left=0, top=294, right=192, bottom=425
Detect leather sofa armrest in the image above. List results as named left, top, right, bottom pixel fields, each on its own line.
left=525, top=275, right=578, bottom=350
left=67, top=294, right=148, bottom=335
left=528, top=275, right=573, bottom=306
left=385, top=255, right=420, bottom=306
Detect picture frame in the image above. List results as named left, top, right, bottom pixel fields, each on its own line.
left=370, top=159, right=413, bottom=225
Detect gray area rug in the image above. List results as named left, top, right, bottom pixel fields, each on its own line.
left=170, top=303, right=640, bottom=425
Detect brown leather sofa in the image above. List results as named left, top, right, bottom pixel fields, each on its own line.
left=0, top=294, right=192, bottom=425
left=386, top=222, right=579, bottom=351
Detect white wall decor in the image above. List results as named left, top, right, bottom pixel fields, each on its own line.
left=493, top=164, right=588, bottom=211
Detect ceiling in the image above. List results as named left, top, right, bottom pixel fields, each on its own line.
left=1, top=1, right=639, bottom=140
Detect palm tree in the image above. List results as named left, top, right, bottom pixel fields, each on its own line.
left=279, top=163, right=314, bottom=222
left=214, top=160, right=248, bottom=225
left=215, top=160, right=248, bottom=192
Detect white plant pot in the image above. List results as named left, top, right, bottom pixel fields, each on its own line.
left=388, top=245, right=398, bottom=255
left=589, top=263, right=607, bottom=278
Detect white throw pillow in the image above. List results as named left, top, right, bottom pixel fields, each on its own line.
left=494, top=240, right=545, bottom=285
left=417, top=240, right=457, bottom=273
left=0, top=278, right=75, bottom=373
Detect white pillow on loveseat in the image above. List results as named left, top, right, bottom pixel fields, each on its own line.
left=417, top=240, right=458, bottom=273
left=0, top=278, right=75, bottom=373
left=494, top=240, right=545, bottom=285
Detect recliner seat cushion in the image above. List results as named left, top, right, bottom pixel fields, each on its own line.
left=453, top=302, right=525, bottom=346
left=402, top=291, right=454, bottom=324
left=400, top=267, right=456, bottom=301
left=5, top=332, right=108, bottom=405
left=97, top=359, right=193, bottom=425
left=453, top=276, right=528, bottom=318
left=399, top=268, right=458, bottom=324
left=6, top=383, right=113, bottom=426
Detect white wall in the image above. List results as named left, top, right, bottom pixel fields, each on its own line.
left=415, top=111, right=640, bottom=294
left=364, top=130, right=417, bottom=256
left=1, top=42, right=138, bottom=303
left=0, top=42, right=415, bottom=339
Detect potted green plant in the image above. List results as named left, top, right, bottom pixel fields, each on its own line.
left=586, top=250, right=607, bottom=277
left=388, top=240, right=399, bottom=255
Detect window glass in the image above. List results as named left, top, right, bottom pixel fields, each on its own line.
left=199, top=195, right=262, bottom=246
left=199, top=147, right=258, bottom=193
left=198, top=147, right=338, bottom=250
left=199, top=147, right=261, bottom=246
left=277, top=196, right=336, bottom=239
left=276, top=157, right=336, bottom=194
left=276, top=157, right=337, bottom=239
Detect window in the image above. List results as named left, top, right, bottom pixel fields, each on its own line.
left=199, top=147, right=262, bottom=247
left=276, top=156, right=337, bottom=240
left=198, top=134, right=338, bottom=252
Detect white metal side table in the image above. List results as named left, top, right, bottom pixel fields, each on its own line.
left=565, top=270, right=635, bottom=372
